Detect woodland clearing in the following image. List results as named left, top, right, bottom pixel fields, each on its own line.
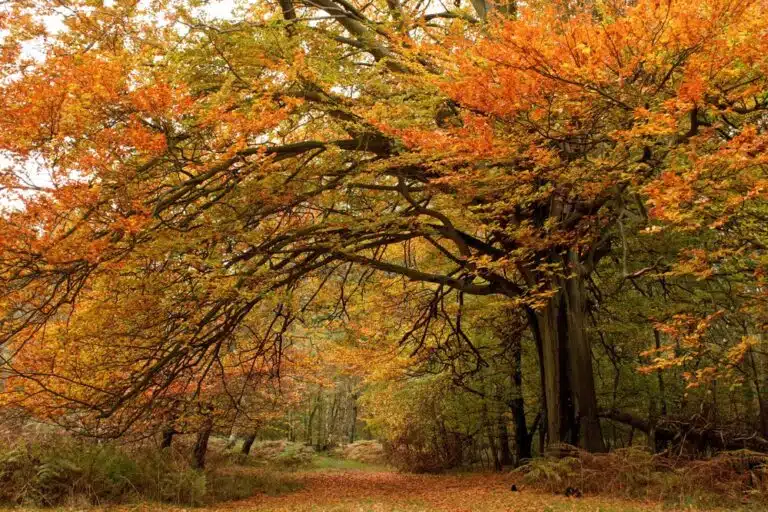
left=30, top=469, right=724, bottom=512
left=0, top=450, right=756, bottom=512
left=88, top=468, right=757, bottom=512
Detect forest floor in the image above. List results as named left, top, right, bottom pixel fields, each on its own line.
left=97, top=456, right=752, bottom=512
left=0, top=452, right=756, bottom=512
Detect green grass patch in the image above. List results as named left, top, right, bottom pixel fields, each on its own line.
left=309, top=454, right=390, bottom=472
left=207, top=468, right=303, bottom=501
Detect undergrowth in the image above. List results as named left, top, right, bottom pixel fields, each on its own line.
left=515, top=445, right=768, bottom=507
left=0, top=435, right=301, bottom=507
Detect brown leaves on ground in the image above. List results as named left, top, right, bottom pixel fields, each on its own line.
left=110, top=469, right=702, bottom=512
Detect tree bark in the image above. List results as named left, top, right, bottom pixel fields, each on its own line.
left=600, top=408, right=768, bottom=452
left=532, top=301, right=562, bottom=447
left=527, top=255, right=605, bottom=453
left=160, top=426, right=175, bottom=449
left=349, top=395, right=358, bottom=443
left=241, top=432, right=257, bottom=455
left=482, top=403, right=502, bottom=471
left=509, top=337, right=533, bottom=463
left=193, top=420, right=213, bottom=469
left=747, top=347, right=768, bottom=436
left=558, top=300, right=578, bottom=445
left=564, top=249, right=606, bottom=452
left=498, top=413, right=513, bottom=466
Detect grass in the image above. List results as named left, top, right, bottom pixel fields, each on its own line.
left=309, top=454, right=391, bottom=472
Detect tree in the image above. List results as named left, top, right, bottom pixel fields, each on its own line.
left=1, top=0, right=767, bottom=456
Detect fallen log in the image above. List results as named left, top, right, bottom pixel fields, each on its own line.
left=599, top=409, right=768, bottom=453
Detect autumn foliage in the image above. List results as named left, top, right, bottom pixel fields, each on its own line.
left=0, top=0, right=767, bottom=507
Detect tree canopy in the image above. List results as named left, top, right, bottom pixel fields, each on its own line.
left=0, top=0, right=767, bottom=462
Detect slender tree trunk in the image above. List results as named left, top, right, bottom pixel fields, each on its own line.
left=316, top=394, right=326, bottom=450
left=647, top=398, right=659, bottom=453
left=654, top=329, right=668, bottom=416
left=193, top=420, right=213, bottom=469
left=241, top=432, right=257, bottom=455
left=161, top=426, right=175, bottom=449
left=558, top=300, right=578, bottom=445
left=482, top=403, right=502, bottom=471
left=747, top=347, right=768, bottom=436
left=509, top=338, right=532, bottom=463
left=349, top=397, right=358, bottom=443
left=498, top=414, right=513, bottom=466
left=307, top=396, right=318, bottom=446
left=511, top=405, right=534, bottom=463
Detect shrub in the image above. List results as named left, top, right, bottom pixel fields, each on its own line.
left=0, top=437, right=143, bottom=506
left=382, top=426, right=459, bottom=473
left=384, top=444, right=446, bottom=473
left=273, top=443, right=314, bottom=470
left=339, top=440, right=387, bottom=465
left=250, top=440, right=314, bottom=470
left=132, top=448, right=208, bottom=506
left=515, top=444, right=768, bottom=507
left=0, top=434, right=301, bottom=507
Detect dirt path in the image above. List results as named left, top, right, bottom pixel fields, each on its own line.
left=195, top=470, right=666, bottom=512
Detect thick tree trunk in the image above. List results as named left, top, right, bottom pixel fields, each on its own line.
left=532, top=302, right=562, bottom=447
left=193, top=420, right=213, bottom=469
left=564, top=250, right=606, bottom=452
left=527, top=254, right=605, bottom=453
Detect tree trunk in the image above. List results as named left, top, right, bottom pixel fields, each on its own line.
left=747, top=347, right=768, bottom=436
left=654, top=329, right=668, bottom=417
left=482, top=404, right=502, bottom=471
left=307, top=396, right=318, bottom=446
left=564, top=249, right=606, bottom=452
left=527, top=254, right=605, bottom=453
left=558, top=300, right=578, bottom=445
left=498, top=414, right=513, bottom=466
left=349, top=398, right=358, bottom=443
left=193, top=421, right=213, bottom=469
left=509, top=337, right=533, bottom=463
left=532, top=302, right=562, bottom=448
left=160, top=426, right=175, bottom=449
left=241, top=432, right=257, bottom=455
